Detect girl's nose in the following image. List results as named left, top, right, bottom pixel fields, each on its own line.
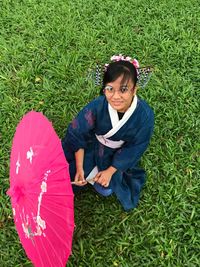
left=112, top=89, right=121, bottom=98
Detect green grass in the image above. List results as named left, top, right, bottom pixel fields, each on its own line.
left=0, top=0, right=199, bottom=266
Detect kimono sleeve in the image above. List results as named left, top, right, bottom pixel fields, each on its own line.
left=112, top=116, right=154, bottom=172
left=62, top=100, right=97, bottom=152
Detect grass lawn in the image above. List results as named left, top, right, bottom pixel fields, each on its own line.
left=0, top=0, right=199, bottom=266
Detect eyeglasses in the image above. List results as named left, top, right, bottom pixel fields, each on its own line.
left=104, top=85, right=134, bottom=96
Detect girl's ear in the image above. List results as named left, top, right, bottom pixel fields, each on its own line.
left=133, top=86, right=138, bottom=95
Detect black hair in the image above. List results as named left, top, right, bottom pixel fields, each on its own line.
left=100, top=60, right=138, bottom=95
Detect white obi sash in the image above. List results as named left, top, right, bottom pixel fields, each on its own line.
left=95, top=95, right=138, bottom=149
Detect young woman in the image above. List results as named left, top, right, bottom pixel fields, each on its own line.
left=62, top=55, right=154, bottom=211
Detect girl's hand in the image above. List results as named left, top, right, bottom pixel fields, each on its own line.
left=74, top=168, right=87, bottom=186
left=94, top=166, right=117, bottom=187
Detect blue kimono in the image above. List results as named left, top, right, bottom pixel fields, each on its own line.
left=62, top=95, right=154, bottom=211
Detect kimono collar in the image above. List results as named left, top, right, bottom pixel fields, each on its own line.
left=105, top=95, right=138, bottom=139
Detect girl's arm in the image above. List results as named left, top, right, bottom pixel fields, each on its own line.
left=75, top=148, right=84, bottom=171
left=74, top=148, right=87, bottom=185
left=112, top=124, right=154, bottom=172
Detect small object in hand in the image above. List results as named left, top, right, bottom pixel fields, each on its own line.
left=85, top=177, right=95, bottom=184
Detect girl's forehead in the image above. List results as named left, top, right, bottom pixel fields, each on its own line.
left=109, top=75, right=133, bottom=86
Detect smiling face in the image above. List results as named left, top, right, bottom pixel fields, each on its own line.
left=104, top=75, right=137, bottom=113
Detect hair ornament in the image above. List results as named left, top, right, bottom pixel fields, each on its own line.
left=110, top=54, right=140, bottom=69
left=137, top=66, right=153, bottom=89
left=89, top=54, right=153, bottom=89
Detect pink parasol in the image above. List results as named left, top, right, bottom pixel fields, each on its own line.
left=7, top=111, right=75, bottom=267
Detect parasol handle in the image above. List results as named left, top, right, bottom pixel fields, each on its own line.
left=71, top=177, right=94, bottom=185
